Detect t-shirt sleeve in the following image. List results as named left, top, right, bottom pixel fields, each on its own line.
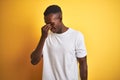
left=75, top=32, right=87, bottom=58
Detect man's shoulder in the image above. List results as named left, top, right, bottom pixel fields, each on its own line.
left=70, top=28, right=83, bottom=37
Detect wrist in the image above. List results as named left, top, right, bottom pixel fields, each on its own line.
left=41, top=36, right=46, bottom=40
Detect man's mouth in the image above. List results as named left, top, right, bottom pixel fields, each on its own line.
left=50, top=24, right=56, bottom=29
left=51, top=27, right=56, bottom=32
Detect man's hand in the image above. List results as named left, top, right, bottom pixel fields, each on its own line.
left=31, top=51, right=41, bottom=65
left=41, top=24, right=52, bottom=39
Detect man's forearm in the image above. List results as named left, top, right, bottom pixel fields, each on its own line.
left=79, top=61, right=88, bottom=80
left=31, top=36, right=46, bottom=65
left=35, top=36, right=46, bottom=52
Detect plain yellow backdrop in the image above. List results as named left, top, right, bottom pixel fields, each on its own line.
left=0, top=0, right=120, bottom=80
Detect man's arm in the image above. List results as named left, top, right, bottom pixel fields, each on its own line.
left=78, top=56, right=88, bottom=80
left=31, top=36, right=46, bottom=65
left=31, top=24, right=51, bottom=65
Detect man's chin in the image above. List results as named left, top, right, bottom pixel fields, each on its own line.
left=50, top=29, right=56, bottom=33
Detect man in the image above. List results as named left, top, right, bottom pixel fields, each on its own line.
left=31, top=5, right=88, bottom=80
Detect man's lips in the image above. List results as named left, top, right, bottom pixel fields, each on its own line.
left=50, top=27, right=56, bottom=32
left=50, top=24, right=56, bottom=29
left=51, top=26, right=56, bottom=29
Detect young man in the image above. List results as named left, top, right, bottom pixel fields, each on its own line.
left=31, top=5, right=88, bottom=80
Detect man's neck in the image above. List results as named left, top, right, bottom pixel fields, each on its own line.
left=58, top=23, right=68, bottom=34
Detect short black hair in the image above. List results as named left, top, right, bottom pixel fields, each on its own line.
left=44, top=5, right=62, bottom=16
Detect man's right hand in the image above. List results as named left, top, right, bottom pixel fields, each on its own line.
left=41, top=24, right=52, bottom=39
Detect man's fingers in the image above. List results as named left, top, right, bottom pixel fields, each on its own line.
left=46, top=25, right=51, bottom=31
left=42, top=24, right=50, bottom=29
left=42, top=24, right=51, bottom=32
left=41, top=24, right=52, bottom=38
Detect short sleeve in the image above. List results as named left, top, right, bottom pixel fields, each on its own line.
left=75, top=32, right=87, bottom=58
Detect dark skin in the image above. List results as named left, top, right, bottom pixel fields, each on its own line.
left=78, top=56, right=88, bottom=80
left=31, top=12, right=88, bottom=80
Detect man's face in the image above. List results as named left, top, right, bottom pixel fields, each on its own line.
left=44, top=13, right=62, bottom=33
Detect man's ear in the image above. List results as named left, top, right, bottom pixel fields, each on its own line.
left=57, top=12, right=62, bottom=22
left=60, top=17, right=62, bottom=21
left=59, top=13, right=62, bottom=22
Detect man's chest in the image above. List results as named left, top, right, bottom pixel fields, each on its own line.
left=46, top=36, right=76, bottom=54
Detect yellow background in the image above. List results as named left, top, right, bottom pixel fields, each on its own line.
left=0, top=0, right=120, bottom=80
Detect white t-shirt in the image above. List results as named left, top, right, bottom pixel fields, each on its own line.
left=42, top=28, right=87, bottom=80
